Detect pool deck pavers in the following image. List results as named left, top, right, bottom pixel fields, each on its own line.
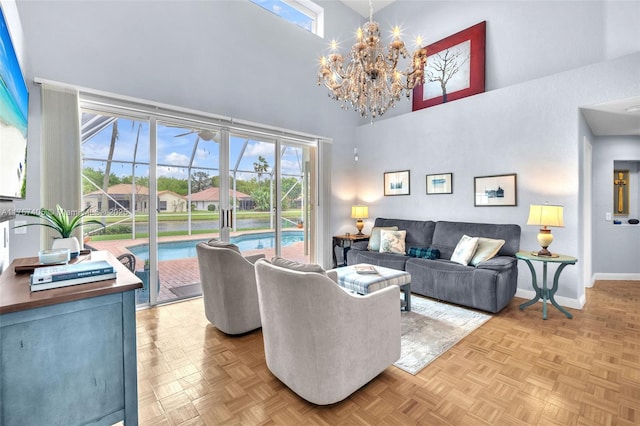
left=87, top=231, right=309, bottom=303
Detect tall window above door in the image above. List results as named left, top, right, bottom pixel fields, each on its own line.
left=249, top=0, right=324, bottom=37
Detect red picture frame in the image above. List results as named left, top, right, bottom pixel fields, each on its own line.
left=412, top=21, right=486, bottom=112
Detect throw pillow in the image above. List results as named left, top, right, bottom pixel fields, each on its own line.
left=379, top=229, right=407, bottom=254
left=450, top=235, right=479, bottom=266
left=470, top=237, right=506, bottom=266
left=207, top=239, right=240, bottom=253
left=407, top=247, right=440, bottom=259
left=271, top=256, right=326, bottom=274
left=367, top=226, right=398, bottom=251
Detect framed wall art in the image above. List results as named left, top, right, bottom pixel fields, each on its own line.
left=412, top=21, right=486, bottom=112
left=384, top=170, right=410, bottom=196
left=426, top=173, right=453, bottom=194
left=474, top=173, right=517, bottom=206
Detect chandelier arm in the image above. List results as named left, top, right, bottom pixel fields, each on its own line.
left=316, top=1, right=427, bottom=120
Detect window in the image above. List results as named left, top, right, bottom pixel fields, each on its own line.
left=249, top=0, right=324, bottom=37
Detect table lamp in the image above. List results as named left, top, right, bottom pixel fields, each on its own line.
left=526, top=204, right=564, bottom=256
left=351, top=205, right=369, bottom=235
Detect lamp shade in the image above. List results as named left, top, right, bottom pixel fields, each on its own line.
left=527, top=204, right=564, bottom=227
left=351, top=205, right=369, bottom=219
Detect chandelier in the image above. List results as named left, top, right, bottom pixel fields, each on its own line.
left=317, top=0, right=427, bottom=120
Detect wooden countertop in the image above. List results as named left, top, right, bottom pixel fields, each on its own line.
left=0, top=251, right=143, bottom=315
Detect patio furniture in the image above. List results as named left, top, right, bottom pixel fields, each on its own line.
left=254, top=259, right=401, bottom=405
left=117, top=253, right=136, bottom=273
left=196, top=241, right=264, bottom=335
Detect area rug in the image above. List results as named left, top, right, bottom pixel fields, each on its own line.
left=394, top=295, right=492, bottom=375
left=169, top=283, right=202, bottom=299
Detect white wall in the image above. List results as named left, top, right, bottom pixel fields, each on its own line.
left=370, top=0, right=640, bottom=121
left=592, top=136, right=640, bottom=276
left=355, top=52, right=640, bottom=308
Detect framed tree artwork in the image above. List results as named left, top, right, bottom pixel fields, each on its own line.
left=412, top=21, right=486, bottom=112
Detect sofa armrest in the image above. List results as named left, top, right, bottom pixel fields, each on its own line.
left=245, top=253, right=266, bottom=264
left=475, top=255, right=516, bottom=271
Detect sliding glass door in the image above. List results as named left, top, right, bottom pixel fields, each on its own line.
left=228, top=133, right=314, bottom=263
left=152, top=121, right=222, bottom=302
left=80, top=111, right=152, bottom=304
left=80, top=104, right=317, bottom=307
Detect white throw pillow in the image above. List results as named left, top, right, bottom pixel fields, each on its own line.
left=470, top=237, right=506, bottom=266
left=367, top=226, right=398, bottom=251
left=379, top=229, right=407, bottom=254
left=450, top=235, right=480, bottom=266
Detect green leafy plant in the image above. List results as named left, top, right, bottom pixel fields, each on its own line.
left=15, top=205, right=104, bottom=238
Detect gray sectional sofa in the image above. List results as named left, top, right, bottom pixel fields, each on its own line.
left=346, top=218, right=521, bottom=313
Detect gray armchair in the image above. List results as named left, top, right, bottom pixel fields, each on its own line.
left=196, top=241, right=264, bottom=335
left=254, top=259, right=401, bottom=405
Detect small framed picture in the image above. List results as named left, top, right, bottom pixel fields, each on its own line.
left=426, top=173, right=453, bottom=194
left=474, top=173, right=517, bottom=206
left=384, top=170, right=410, bottom=196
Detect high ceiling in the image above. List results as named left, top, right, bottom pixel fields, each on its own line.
left=581, top=96, right=640, bottom=136
left=338, top=1, right=639, bottom=137
left=339, top=0, right=395, bottom=18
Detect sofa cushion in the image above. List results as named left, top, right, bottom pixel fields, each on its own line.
left=379, top=229, right=406, bottom=254
left=470, top=237, right=505, bottom=266
left=431, top=221, right=521, bottom=258
left=271, top=256, right=325, bottom=274
left=367, top=226, right=398, bottom=251
left=374, top=218, right=436, bottom=248
left=348, top=249, right=409, bottom=270
left=450, top=235, right=479, bottom=266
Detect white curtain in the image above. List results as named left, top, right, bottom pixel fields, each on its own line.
left=40, top=84, right=82, bottom=248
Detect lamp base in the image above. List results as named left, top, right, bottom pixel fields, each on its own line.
left=536, top=228, right=555, bottom=257
left=536, top=248, right=553, bottom=257
left=355, top=219, right=364, bottom=236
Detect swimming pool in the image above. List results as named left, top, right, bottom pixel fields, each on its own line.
left=127, top=231, right=304, bottom=261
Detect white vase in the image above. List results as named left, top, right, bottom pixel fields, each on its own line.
left=52, top=236, right=81, bottom=259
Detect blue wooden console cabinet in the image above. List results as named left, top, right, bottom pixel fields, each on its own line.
left=0, top=251, right=142, bottom=425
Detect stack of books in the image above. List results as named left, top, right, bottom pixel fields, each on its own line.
left=30, top=260, right=117, bottom=292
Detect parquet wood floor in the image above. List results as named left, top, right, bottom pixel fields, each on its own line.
left=135, top=280, right=640, bottom=425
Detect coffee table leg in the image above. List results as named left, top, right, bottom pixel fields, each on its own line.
left=400, top=283, right=411, bottom=312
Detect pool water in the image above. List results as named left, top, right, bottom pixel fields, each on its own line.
left=127, top=231, right=304, bottom=261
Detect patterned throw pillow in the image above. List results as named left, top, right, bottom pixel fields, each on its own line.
left=470, top=237, right=505, bottom=266
left=367, top=226, right=398, bottom=251
left=450, top=235, right=479, bottom=266
left=379, top=229, right=407, bottom=254
left=408, top=247, right=440, bottom=259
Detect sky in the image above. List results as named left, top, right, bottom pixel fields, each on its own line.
left=249, top=0, right=313, bottom=32
left=81, top=116, right=305, bottom=183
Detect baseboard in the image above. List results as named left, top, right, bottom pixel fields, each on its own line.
left=515, top=289, right=585, bottom=310
left=592, top=273, right=640, bottom=282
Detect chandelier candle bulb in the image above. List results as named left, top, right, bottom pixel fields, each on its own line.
left=317, top=0, right=427, bottom=120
